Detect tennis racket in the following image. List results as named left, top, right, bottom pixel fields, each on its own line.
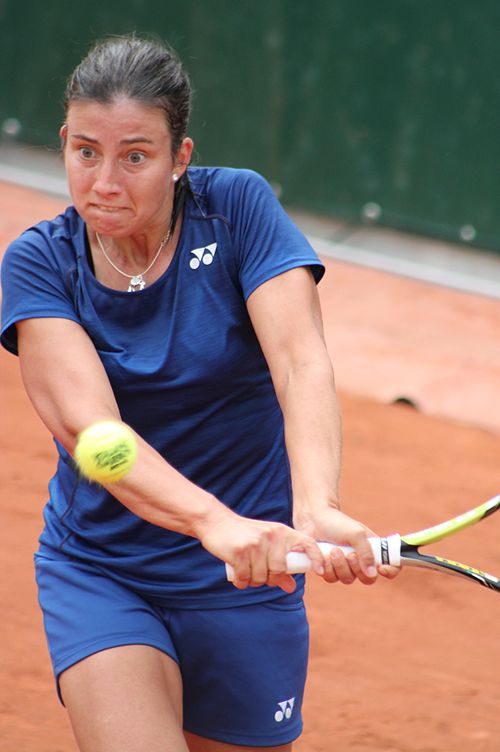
left=226, top=495, right=500, bottom=592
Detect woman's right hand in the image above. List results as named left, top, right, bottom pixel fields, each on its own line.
left=199, top=511, right=325, bottom=593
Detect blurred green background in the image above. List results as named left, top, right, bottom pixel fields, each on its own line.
left=1, top=0, right=499, bottom=252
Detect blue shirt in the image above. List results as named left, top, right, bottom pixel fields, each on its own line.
left=1, top=167, right=325, bottom=607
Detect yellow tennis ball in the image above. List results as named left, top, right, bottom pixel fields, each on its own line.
left=74, top=420, right=137, bottom=483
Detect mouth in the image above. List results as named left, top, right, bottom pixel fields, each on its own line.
left=92, top=204, right=126, bottom=213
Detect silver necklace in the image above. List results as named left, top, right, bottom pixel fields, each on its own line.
left=95, top=228, right=172, bottom=292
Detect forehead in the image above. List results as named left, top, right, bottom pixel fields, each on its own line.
left=66, top=97, right=170, bottom=140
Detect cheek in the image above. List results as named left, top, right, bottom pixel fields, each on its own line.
left=65, top=169, right=95, bottom=212
left=138, top=173, right=173, bottom=208
left=65, top=160, right=90, bottom=190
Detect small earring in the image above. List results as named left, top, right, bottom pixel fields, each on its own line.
left=172, top=174, right=179, bottom=182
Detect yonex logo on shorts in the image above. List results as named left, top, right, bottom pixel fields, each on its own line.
left=189, top=243, right=217, bottom=269
left=274, top=697, right=295, bottom=722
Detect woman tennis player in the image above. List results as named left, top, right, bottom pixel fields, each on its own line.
left=1, top=35, right=397, bottom=752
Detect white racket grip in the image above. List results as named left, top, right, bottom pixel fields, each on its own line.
left=225, top=535, right=401, bottom=581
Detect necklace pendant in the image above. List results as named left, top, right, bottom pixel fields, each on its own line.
left=128, top=275, right=146, bottom=292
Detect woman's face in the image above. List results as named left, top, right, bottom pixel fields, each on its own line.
left=62, top=97, right=192, bottom=238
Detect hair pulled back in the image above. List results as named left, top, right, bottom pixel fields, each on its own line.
left=64, top=35, right=192, bottom=155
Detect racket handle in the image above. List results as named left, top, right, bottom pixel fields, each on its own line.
left=225, top=535, right=401, bottom=581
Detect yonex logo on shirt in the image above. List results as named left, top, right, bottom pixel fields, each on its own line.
left=189, top=243, right=217, bottom=270
left=274, top=697, right=295, bottom=722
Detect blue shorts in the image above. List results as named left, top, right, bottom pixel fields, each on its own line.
left=35, top=552, right=309, bottom=747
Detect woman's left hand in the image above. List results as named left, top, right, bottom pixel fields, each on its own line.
left=294, top=506, right=401, bottom=586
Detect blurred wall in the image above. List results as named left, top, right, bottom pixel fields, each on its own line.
left=0, top=0, right=498, bottom=252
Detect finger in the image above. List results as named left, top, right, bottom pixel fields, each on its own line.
left=231, top=573, right=252, bottom=589
left=245, top=533, right=275, bottom=587
left=350, top=533, right=377, bottom=579
left=378, top=564, right=401, bottom=580
left=228, top=554, right=252, bottom=589
left=250, top=525, right=292, bottom=587
left=231, top=575, right=251, bottom=589
left=267, top=533, right=308, bottom=591
left=319, top=546, right=339, bottom=583
left=328, top=547, right=356, bottom=585
left=267, top=533, right=289, bottom=579
left=232, top=580, right=249, bottom=589
left=247, top=552, right=269, bottom=588
left=267, top=573, right=297, bottom=593
left=291, top=536, right=325, bottom=576
left=347, top=552, right=377, bottom=586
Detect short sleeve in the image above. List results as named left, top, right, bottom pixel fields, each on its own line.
left=1, top=223, right=80, bottom=355
left=229, top=170, right=325, bottom=300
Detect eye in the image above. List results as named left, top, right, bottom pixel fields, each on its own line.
left=126, top=151, right=146, bottom=165
left=78, top=146, right=96, bottom=160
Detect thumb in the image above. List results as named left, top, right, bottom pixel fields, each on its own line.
left=352, top=534, right=378, bottom=579
left=289, top=535, right=325, bottom=576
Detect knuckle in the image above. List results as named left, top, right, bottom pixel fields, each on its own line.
left=243, top=537, right=262, bottom=556
left=233, top=580, right=249, bottom=590
left=340, top=572, right=356, bottom=585
left=351, top=530, right=369, bottom=547
left=268, top=523, right=287, bottom=544
left=323, top=571, right=339, bottom=584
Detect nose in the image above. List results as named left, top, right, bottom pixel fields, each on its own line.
left=92, top=160, right=122, bottom=196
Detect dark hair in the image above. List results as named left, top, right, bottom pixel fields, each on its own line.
left=64, top=34, right=192, bottom=155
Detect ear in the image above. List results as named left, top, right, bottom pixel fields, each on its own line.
left=175, top=137, right=194, bottom=177
left=59, top=123, right=68, bottom=148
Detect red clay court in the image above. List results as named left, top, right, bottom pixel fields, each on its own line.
left=1, top=181, right=499, bottom=751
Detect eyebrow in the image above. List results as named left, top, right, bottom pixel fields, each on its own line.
left=70, top=134, right=154, bottom=145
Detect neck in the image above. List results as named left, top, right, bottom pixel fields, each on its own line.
left=94, top=224, right=173, bottom=291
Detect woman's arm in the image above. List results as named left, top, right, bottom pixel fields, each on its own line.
left=17, top=317, right=221, bottom=531
left=247, top=266, right=393, bottom=584
left=16, top=317, right=325, bottom=589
